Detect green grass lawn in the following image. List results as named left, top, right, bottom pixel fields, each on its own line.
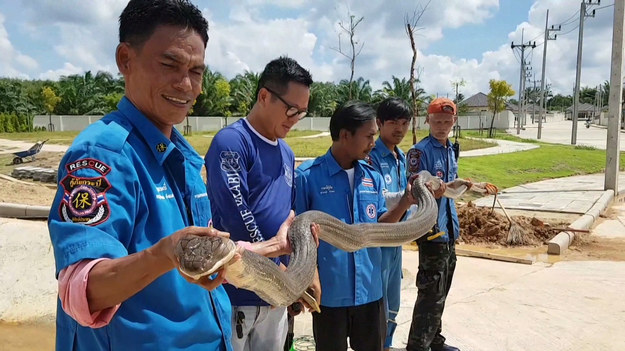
left=460, top=131, right=625, bottom=190
left=2, top=129, right=622, bottom=194
left=0, top=131, right=80, bottom=144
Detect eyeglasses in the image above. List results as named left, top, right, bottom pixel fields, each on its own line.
left=263, top=86, right=308, bottom=120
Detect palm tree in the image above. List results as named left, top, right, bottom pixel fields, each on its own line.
left=229, top=71, right=260, bottom=116
left=193, top=68, right=232, bottom=116
left=308, top=82, right=338, bottom=117
left=337, top=77, right=372, bottom=105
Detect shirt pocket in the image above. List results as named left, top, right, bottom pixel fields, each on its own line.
left=358, top=194, right=380, bottom=222
left=192, top=194, right=212, bottom=227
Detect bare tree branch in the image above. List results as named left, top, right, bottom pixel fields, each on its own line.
left=331, top=12, right=365, bottom=100
left=405, top=1, right=430, bottom=143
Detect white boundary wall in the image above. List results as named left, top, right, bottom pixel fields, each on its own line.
left=34, top=110, right=561, bottom=133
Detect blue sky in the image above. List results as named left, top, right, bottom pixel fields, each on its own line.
left=0, top=0, right=617, bottom=99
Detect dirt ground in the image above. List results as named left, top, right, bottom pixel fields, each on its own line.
left=457, top=201, right=625, bottom=262
left=0, top=151, right=63, bottom=206
left=457, top=201, right=568, bottom=247
left=1, top=153, right=624, bottom=261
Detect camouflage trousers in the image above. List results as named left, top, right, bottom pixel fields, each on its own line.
left=406, top=240, right=457, bottom=351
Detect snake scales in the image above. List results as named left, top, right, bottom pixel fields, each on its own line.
left=175, top=170, right=492, bottom=310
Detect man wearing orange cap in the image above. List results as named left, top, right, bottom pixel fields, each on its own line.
left=405, top=98, right=461, bottom=351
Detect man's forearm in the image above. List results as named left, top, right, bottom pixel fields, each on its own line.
left=86, top=246, right=172, bottom=313
left=379, top=197, right=412, bottom=223
left=248, top=236, right=287, bottom=258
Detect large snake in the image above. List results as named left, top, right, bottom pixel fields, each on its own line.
left=175, top=171, right=495, bottom=311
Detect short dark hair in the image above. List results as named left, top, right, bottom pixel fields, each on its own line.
left=376, top=97, right=413, bottom=123
left=255, top=56, right=313, bottom=99
left=119, top=0, right=209, bottom=49
left=330, top=101, right=376, bottom=141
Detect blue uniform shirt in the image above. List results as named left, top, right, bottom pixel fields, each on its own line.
left=205, top=119, right=294, bottom=306
left=368, top=137, right=407, bottom=194
left=411, top=135, right=459, bottom=242
left=48, top=97, right=232, bottom=351
left=295, top=150, right=387, bottom=307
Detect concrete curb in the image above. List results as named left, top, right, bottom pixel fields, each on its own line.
left=0, top=203, right=50, bottom=219
left=547, top=190, right=615, bottom=255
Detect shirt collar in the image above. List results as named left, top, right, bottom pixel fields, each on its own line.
left=321, top=148, right=366, bottom=177
left=117, top=96, right=177, bottom=165
left=428, top=134, right=452, bottom=149
left=375, top=137, right=406, bottom=161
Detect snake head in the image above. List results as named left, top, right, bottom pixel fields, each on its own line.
left=175, top=235, right=237, bottom=279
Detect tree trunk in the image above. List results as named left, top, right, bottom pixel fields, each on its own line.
left=407, top=23, right=418, bottom=144
left=488, top=109, right=497, bottom=138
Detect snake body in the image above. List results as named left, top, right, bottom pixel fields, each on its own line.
left=176, top=170, right=483, bottom=309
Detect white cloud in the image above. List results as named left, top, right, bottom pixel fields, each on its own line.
left=0, top=0, right=617, bottom=100
left=0, top=12, right=38, bottom=78
left=39, top=62, right=84, bottom=80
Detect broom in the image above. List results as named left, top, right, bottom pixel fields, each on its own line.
left=495, top=196, right=527, bottom=245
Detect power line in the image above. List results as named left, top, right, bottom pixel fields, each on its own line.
left=558, top=24, right=581, bottom=36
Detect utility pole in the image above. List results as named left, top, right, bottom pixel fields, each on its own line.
left=522, top=65, right=533, bottom=128
left=571, top=0, right=600, bottom=145
left=538, top=9, right=560, bottom=139
left=452, top=78, right=466, bottom=137
left=605, top=0, right=623, bottom=192
left=531, top=74, right=540, bottom=124
left=511, top=29, right=536, bottom=135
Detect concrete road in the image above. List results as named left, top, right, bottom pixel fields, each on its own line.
left=293, top=251, right=625, bottom=351
left=508, top=120, right=625, bottom=151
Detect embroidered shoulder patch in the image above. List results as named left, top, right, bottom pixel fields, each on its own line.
left=66, top=158, right=111, bottom=175
left=406, top=149, right=421, bottom=175
left=59, top=175, right=111, bottom=226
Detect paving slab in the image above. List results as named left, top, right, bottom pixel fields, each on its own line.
left=293, top=249, right=625, bottom=351
left=473, top=173, right=625, bottom=214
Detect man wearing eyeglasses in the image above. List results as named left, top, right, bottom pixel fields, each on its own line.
left=204, top=56, right=315, bottom=351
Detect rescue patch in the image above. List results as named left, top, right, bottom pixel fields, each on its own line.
left=59, top=175, right=111, bottom=226
left=66, top=158, right=111, bottom=175
left=220, top=151, right=241, bottom=172
left=366, top=203, right=377, bottom=219
left=406, top=149, right=421, bottom=174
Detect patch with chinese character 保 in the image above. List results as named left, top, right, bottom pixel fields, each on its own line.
left=366, top=203, right=377, bottom=219
left=59, top=175, right=111, bottom=226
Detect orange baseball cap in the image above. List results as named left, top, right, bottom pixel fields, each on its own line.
left=427, top=98, right=456, bottom=115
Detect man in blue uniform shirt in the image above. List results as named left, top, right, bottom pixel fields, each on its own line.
left=48, top=1, right=234, bottom=350
left=205, top=57, right=315, bottom=351
left=406, top=98, right=461, bottom=351
left=367, top=97, right=413, bottom=350
left=295, top=101, right=417, bottom=351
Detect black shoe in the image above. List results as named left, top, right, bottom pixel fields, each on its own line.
left=431, top=344, right=460, bottom=351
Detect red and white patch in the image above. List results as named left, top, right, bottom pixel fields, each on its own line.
left=362, top=177, right=374, bottom=188
left=366, top=203, right=377, bottom=219
left=436, top=170, right=444, bottom=178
